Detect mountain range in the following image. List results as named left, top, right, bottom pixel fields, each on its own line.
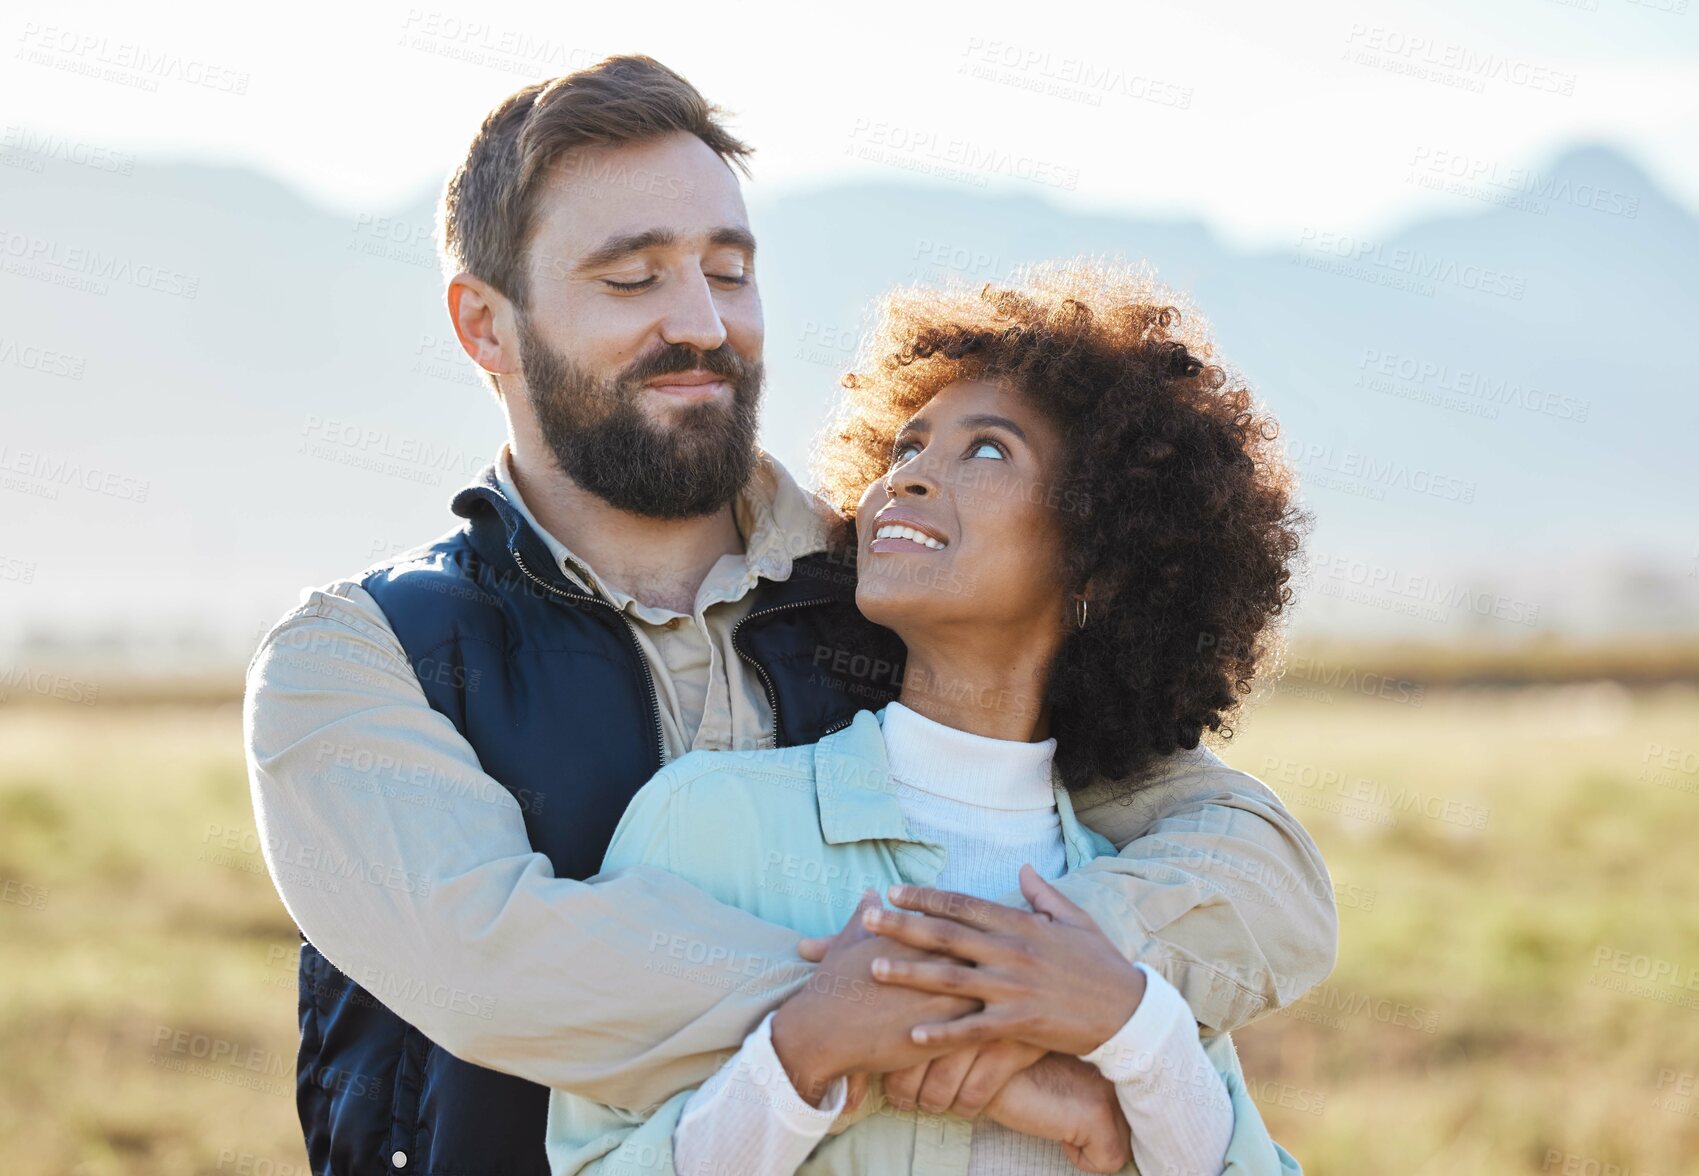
left=1, top=141, right=1692, bottom=665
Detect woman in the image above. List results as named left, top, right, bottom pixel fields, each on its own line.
left=546, top=257, right=1311, bottom=1175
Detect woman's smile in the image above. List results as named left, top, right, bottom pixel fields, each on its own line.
left=870, top=509, right=950, bottom=553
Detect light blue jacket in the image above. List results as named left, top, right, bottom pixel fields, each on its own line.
left=546, top=708, right=1303, bottom=1175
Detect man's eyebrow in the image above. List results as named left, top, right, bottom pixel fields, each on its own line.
left=708, top=226, right=757, bottom=259
left=574, top=226, right=756, bottom=274
left=574, top=228, right=675, bottom=273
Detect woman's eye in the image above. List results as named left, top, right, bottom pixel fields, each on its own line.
left=891, top=442, right=920, bottom=466
left=603, top=277, right=656, bottom=291
left=710, top=273, right=750, bottom=287
left=969, top=440, right=1006, bottom=459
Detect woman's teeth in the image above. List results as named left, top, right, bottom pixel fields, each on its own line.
left=874, top=524, right=946, bottom=550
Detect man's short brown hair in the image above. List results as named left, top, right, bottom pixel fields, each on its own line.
left=438, top=55, right=753, bottom=311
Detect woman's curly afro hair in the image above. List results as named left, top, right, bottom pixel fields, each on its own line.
left=812, top=257, right=1309, bottom=791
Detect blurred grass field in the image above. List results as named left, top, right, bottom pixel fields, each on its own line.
left=2, top=682, right=1697, bottom=1175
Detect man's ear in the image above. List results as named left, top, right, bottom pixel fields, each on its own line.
left=447, top=271, right=521, bottom=386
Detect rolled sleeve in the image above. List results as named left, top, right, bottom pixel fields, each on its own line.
left=1041, top=747, right=1338, bottom=1031
left=244, top=582, right=813, bottom=1111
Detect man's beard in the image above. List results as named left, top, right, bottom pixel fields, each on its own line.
left=517, top=315, right=763, bottom=519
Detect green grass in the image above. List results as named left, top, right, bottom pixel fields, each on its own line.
left=2, top=686, right=1697, bottom=1174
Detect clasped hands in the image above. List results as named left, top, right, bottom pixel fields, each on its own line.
left=769, top=865, right=1149, bottom=1175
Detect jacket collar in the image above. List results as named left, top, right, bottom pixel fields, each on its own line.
left=811, top=708, right=1110, bottom=868
left=449, top=453, right=849, bottom=604
left=450, top=465, right=576, bottom=594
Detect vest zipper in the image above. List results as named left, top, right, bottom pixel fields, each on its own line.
left=510, top=548, right=666, bottom=770
left=731, top=597, right=835, bottom=749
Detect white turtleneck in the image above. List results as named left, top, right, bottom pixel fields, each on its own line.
left=673, top=703, right=1234, bottom=1176
left=879, top=700, right=1069, bottom=899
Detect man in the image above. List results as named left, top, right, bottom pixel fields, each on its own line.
left=245, top=55, right=1335, bottom=1176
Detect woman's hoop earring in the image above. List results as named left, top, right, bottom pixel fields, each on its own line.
left=1075, top=598, right=1089, bottom=630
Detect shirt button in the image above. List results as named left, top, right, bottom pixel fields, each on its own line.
left=391, top=1151, right=407, bottom=1168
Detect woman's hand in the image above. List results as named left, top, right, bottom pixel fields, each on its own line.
left=809, top=916, right=1048, bottom=1120
left=863, top=865, right=1148, bottom=1057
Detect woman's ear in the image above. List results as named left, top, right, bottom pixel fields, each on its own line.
left=1068, top=579, right=1097, bottom=631
left=1082, top=565, right=1133, bottom=607
left=1069, top=575, right=1116, bottom=631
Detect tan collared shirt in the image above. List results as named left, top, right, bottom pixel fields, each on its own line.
left=495, top=446, right=828, bottom=756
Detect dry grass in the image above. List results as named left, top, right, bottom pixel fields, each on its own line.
left=1226, top=681, right=1699, bottom=1174
left=0, top=704, right=305, bottom=1176
left=2, top=684, right=1696, bottom=1174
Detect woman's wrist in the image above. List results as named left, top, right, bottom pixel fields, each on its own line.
left=770, top=998, right=845, bottom=1107
left=1078, top=957, right=1148, bottom=1055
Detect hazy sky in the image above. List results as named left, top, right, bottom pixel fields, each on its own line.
left=6, top=0, right=1696, bottom=247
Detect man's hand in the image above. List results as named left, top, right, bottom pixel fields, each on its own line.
left=882, top=1039, right=1047, bottom=1117
left=984, top=1053, right=1131, bottom=1174
left=772, top=891, right=978, bottom=1104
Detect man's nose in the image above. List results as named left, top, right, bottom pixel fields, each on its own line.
left=658, top=272, right=727, bottom=352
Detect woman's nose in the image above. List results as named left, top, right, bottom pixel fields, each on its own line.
left=889, top=467, right=936, bottom=498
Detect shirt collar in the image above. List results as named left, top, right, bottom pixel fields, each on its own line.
left=879, top=700, right=1057, bottom=811
left=491, top=443, right=838, bottom=610
left=812, top=707, right=1109, bottom=869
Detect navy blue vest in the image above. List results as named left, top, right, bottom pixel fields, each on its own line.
left=294, top=467, right=900, bottom=1175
